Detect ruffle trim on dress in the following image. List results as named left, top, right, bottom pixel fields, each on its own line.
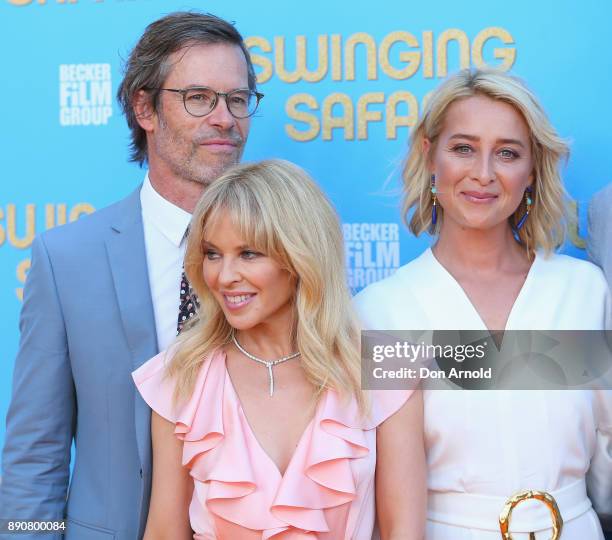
left=133, top=349, right=410, bottom=538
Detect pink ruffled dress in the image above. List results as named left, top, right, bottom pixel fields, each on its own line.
left=133, top=349, right=410, bottom=539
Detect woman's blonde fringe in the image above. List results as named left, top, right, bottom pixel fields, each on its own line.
left=164, top=159, right=368, bottom=416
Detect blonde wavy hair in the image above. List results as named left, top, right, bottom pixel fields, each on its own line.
left=402, top=68, right=570, bottom=256
left=166, top=159, right=365, bottom=412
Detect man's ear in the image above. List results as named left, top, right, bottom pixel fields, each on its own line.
left=133, top=89, right=156, bottom=132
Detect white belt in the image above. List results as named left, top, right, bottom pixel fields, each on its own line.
left=428, top=479, right=592, bottom=533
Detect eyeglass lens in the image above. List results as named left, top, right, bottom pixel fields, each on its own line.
left=183, top=88, right=258, bottom=118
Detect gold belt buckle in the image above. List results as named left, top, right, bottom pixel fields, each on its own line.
left=499, top=490, right=563, bottom=540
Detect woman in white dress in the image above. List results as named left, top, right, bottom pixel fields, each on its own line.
left=355, top=69, right=612, bottom=539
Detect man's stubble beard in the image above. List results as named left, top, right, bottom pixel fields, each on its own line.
left=155, top=112, right=245, bottom=187
left=182, top=143, right=243, bottom=186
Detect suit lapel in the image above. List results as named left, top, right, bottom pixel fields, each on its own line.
left=104, top=188, right=157, bottom=492
left=105, top=188, right=158, bottom=369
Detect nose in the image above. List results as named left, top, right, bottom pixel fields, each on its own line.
left=218, top=256, right=241, bottom=286
left=471, top=152, right=496, bottom=185
left=207, top=95, right=237, bottom=131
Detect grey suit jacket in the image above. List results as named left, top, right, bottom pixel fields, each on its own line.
left=1, top=188, right=157, bottom=540
left=588, top=184, right=612, bottom=288
left=587, top=185, right=612, bottom=538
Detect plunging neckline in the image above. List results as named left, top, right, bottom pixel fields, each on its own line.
left=426, top=248, right=538, bottom=332
left=222, top=350, right=317, bottom=478
left=134, top=345, right=411, bottom=538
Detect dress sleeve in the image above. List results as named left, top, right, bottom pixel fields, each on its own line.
left=132, top=349, right=180, bottom=423
left=362, top=390, right=414, bottom=429
left=587, top=389, right=612, bottom=529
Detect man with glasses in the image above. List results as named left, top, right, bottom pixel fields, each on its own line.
left=0, top=12, right=262, bottom=540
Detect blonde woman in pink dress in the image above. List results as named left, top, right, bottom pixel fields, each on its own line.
left=133, top=160, right=426, bottom=540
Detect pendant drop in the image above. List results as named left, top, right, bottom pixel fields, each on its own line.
left=267, top=363, right=274, bottom=397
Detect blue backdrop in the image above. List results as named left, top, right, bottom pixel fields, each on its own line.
left=1, top=0, right=611, bottom=463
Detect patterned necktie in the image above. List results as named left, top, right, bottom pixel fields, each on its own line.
left=177, top=270, right=199, bottom=335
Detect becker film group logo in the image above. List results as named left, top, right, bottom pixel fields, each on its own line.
left=59, top=63, right=112, bottom=126
left=344, top=222, right=400, bottom=291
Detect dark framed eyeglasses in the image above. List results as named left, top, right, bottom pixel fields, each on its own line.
left=157, top=86, right=264, bottom=119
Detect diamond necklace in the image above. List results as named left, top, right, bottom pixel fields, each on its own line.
left=231, top=334, right=301, bottom=397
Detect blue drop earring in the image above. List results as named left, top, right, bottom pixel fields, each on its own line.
left=431, top=174, right=438, bottom=225
left=512, top=187, right=532, bottom=241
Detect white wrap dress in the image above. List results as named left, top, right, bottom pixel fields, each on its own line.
left=355, top=249, right=612, bottom=539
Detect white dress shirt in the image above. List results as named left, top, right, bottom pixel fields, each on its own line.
left=140, top=174, right=192, bottom=352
